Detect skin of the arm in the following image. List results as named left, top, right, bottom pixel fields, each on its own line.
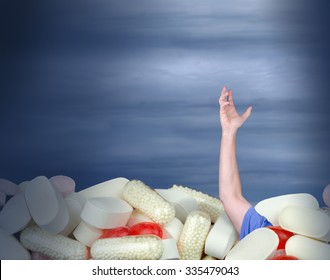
left=218, top=86, right=253, bottom=233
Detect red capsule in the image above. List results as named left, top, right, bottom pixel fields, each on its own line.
left=271, top=255, right=299, bottom=260
left=100, top=227, right=129, bottom=239
left=267, top=226, right=294, bottom=250
left=129, top=222, right=163, bottom=238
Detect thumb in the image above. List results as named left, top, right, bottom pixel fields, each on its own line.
left=242, top=106, right=253, bottom=121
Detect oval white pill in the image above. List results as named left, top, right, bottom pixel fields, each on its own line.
left=24, top=176, right=70, bottom=234
left=80, top=196, right=133, bottom=229
left=286, top=235, right=330, bottom=260
left=0, top=228, right=31, bottom=260
left=323, top=184, right=330, bottom=208
left=79, top=177, right=129, bottom=199
left=50, top=175, right=76, bottom=197
left=279, top=206, right=330, bottom=238
left=225, top=228, right=279, bottom=260
left=205, top=213, right=238, bottom=259
left=73, top=221, right=102, bottom=247
left=255, top=193, right=319, bottom=226
left=156, top=188, right=198, bottom=223
left=0, top=192, right=32, bottom=234
left=0, top=190, right=6, bottom=207
left=0, top=178, right=19, bottom=196
left=91, top=235, right=163, bottom=260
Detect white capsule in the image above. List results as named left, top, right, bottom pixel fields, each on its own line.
left=255, top=193, right=319, bottom=226
left=0, top=227, right=31, bottom=260
left=20, top=225, right=87, bottom=260
left=0, top=192, right=32, bottom=234
left=80, top=196, right=133, bottom=229
left=155, top=188, right=198, bottom=223
left=225, top=228, right=279, bottom=260
left=123, top=180, right=175, bottom=225
left=178, top=211, right=211, bottom=260
left=205, top=212, right=238, bottom=259
left=79, top=177, right=129, bottom=199
left=171, top=185, right=224, bottom=223
left=91, top=235, right=163, bottom=260
left=286, top=235, right=330, bottom=260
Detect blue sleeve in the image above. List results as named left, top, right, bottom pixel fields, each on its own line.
left=240, top=206, right=273, bottom=240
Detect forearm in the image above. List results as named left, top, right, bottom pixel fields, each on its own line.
left=219, top=129, right=244, bottom=201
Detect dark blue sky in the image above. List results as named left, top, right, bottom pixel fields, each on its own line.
left=1, top=0, right=329, bottom=205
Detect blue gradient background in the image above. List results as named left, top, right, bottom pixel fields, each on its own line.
left=1, top=0, right=329, bottom=205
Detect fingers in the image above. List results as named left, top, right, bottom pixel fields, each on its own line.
left=228, top=89, right=234, bottom=106
left=242, top=106, right=253, bottom=121
left=219, top=86, right=229, bottom=107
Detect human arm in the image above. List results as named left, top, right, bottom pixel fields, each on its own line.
left=218, top=86, right=253, bottom=233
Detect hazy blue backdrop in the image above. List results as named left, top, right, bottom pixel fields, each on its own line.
left=1, top=0, right=329, bottom=205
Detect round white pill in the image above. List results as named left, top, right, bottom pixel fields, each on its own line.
left=80, top=196, right=133, bottom=229
left=126, top=209, right=153, bottom=227
left=0, top=192, right=32, bottom=234
left=286, top=235, right=330, bottom=260
left=255, top=193, right=319, bottom=226
left=163, top=217, right=183, bottom=242
left=160, top=238, right=180, bottom=260
left=73, top=221, right=102, bottom=247
left=279, top=206, right=330, bottom=239
left=225, top=228, right=279, bottom=260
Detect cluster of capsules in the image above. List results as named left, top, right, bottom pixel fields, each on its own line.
left=0, top=176, right=330, bottom=260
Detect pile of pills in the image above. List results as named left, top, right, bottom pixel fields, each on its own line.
left=0, top=176, right=329, bottom=260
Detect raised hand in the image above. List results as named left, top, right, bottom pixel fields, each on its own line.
left=219, top=87, right=252, bottom=133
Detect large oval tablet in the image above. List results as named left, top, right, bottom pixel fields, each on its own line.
left=286, top=235, right=330, bottom=260
left=255, top=193, right=319, bottom=226
left=0, top=190, right=6, bottom=207
left=79, top=177, right=129, bottom=199
left=50, top=175, right=76, bottom=197
left=0, top=192, right=32, bottom=234
left=279, top=206, right=330, bottom=239
left=80, top=196, right=133, bottom=229
left=155, top=189, right=198, bottom=223
left=24, top=176, right=70, bottom=234
left=0, top=228, right=31, bottom=260
left=225, top=228, right=279, bottom=260
left=0, top=178, right=19, bottom=196
left=205, top=213, right=238, bottom=259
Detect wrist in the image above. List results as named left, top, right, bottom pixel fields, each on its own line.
left=221, top=128, right=237, bottom=138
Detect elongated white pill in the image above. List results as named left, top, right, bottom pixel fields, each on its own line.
left=81, top=196, right=132, bottom=229
left=286, top=235, right=330, bottom=259
left=24, top=176, right=70, bottom=234
left=255, top=193, right=319, bottom=226
left=0, top=192, right=32, bottom=234
left=225, top=228, right=279, bottom=260
left=50, top=175, right=76, bottom=197
left=123, top=180, right=175, bottom=225
left=60, top=193, right=86, bottom=236
left=178, top=211, right=211, bottom=260
left=73, top=221, right=102, bottom=247
left=171, top=184, right=224, bottom=223
left=163, top=217, right=183, bottom=242
left=0, top=178, right=19, bottom=196
left=0, top=227, right=31, bottom=260
left=20, top=225, right=87, bottom=260
left=156, top=188, right=198, bottom=223
left=279, top=206, right=330, bottom=239
left=91, top=235, right=163, bottom=260
left=79, top=177, right=129, bottom=199
left=160, top=238, right=180, bottom=260
left=205, top=213, right=238, bottom=259
left=323, top=184, right=330, bottom=208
